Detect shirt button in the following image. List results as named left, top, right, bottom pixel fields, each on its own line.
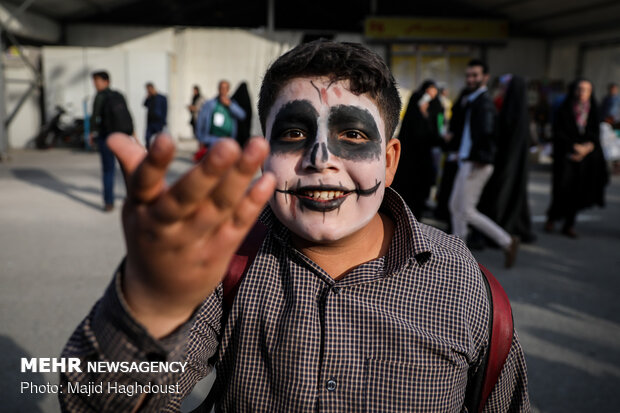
left=326, top=379, right=337, bottom=391
left=332, top=286, right=340, bottom=294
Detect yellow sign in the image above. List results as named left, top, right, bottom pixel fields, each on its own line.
left=365, top=17, right=508, bottom=41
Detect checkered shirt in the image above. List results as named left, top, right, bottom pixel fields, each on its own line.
left=60, top=188, right=529, bottom=412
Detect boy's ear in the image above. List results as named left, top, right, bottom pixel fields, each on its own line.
left=385, top=137, right=401, bottom=187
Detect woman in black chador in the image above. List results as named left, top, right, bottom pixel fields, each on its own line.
left=478, top=75, right=535, bottom=243
left=231, top=81, right=253, bottom=148
left=392, top=80, right=444, bottom=219
left=545, top=78, right=609, bottom=238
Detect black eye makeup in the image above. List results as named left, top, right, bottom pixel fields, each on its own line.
left=269, top=100, right=383, bottom=162
left=327, top=105, right=382, bottom=161
left=269, top=100, right=318, bottom=154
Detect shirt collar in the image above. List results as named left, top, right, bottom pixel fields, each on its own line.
left=467, top=86, right=488, bottom=102
left=381, top=187, right=433, bottom=272
left=258, top=186, right=433, bottom=274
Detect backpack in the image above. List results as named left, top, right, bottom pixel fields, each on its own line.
left=102, top=90, right=134, bottom=135
left=198, top=223, right=513, bottom=413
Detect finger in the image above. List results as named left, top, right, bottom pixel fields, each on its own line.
left=201, top=172, right=276, bottom=261
left=152, top=137, right=268, bottom=222
left=107, top=133, right=147, bottom=176
left=232, top=172, right=276, bottom=228
left=187, top=171, right=275, bottom=239
left=209, top=137, right=271, bottom=212
left=160, top=139, right=242, bottom=219
left=129, top=134, right=176, bottom=203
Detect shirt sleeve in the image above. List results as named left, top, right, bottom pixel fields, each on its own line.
left=91, top=92, right=104, bottom=134
left=229, top=100, right=246, bottom=121
left=59, top=264, right=223, bottom=412
left=482, top=330, right=531, bottom=413
left=161, top=96, right=168, bottom=123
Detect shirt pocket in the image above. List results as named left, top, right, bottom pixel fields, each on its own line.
left=364, top=358, right=464, bottom=412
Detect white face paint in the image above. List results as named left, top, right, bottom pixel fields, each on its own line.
left=264, top=77, right=388, bottom=243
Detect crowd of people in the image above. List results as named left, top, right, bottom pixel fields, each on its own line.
left=88, top=74, right=252, bottom=211
left=87, top=58, right=614, bottom=265
left=189, top=80, right=252, bottom=162
left=394, top=60, right=612, bottom=266
left=87, top=52, right=613, bottom=269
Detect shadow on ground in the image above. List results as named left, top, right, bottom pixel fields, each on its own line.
left=11, top=168, right=124, bottom=212
left=0, top=335, right=46, bottom=412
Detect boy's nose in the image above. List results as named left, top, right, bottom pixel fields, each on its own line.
left=302, top=142, right=338, bottom=172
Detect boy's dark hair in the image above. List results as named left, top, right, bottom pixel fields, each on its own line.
left=146, top=82, right=154, bottom=88
left=258, top=39, right=401, bottom=140
left=92, top=71, right=110, bottom=82
left=467, top=59, right=489, bottom=75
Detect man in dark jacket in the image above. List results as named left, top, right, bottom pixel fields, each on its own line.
left=448, top=59, right=519, bottom=268
left=144, top=82, right=168, bottom=148
left=90, top=71, right=134, bottom=212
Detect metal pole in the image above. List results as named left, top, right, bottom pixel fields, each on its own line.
left=5, top=81, right=37, bottom=127
left=0, top=31, right=8, bottom=160
left=0, top=0, right=42, bottom=157
left=370, top=0, right=377, bottom=15
left=267, top=0, right=275, bottom=34
left=544, top=38, right=552, bottom=79
left=0, top=22, right=38, bottom=74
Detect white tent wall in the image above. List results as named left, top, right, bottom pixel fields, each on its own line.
left=42, top=47, right=122, bottom=124
left=41, top=28, right=175, bottom=148
left=126, top=52, right=171, bottom=144
left=41, top=46, right=170, bottom=148
left=41, top=47, right=128, bottom=138
left=4, top=47, right=41, bottom=149
left=174, top=28, right=301, bottom=138
left=33, top=26, right=302, bottom=149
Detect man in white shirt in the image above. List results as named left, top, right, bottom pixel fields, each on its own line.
left=449, top=59, right=519, bottom=268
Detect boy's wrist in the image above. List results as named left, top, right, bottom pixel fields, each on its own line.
left=120, top=260, right=196, bottom=340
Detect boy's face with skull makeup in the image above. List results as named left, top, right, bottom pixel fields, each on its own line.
left=264, top=76, right=400, bottom=243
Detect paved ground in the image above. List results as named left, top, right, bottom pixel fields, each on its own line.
left=0, top=147, right=619, bottom=412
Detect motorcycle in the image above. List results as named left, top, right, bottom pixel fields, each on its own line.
left=34, top=105, right=85, bottom=149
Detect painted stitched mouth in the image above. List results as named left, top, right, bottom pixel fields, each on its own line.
left=295, top=186, right=352, bottom=202
left=283, top=185, right=351, bottom=212
left=274, top=180, right=382, bottom=213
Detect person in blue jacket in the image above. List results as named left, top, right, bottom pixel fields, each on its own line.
left=196, top=80, right=246, bottom=148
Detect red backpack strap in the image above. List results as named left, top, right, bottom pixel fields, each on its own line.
left=221, top=221, right=268, bottom=309
left=475, top=263, right=514, bottom=412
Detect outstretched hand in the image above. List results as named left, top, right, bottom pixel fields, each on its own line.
left=107, top=133, right=275, bottom=338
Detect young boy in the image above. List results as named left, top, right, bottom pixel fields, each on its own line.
left=61, top=40, right=529, bottom=412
